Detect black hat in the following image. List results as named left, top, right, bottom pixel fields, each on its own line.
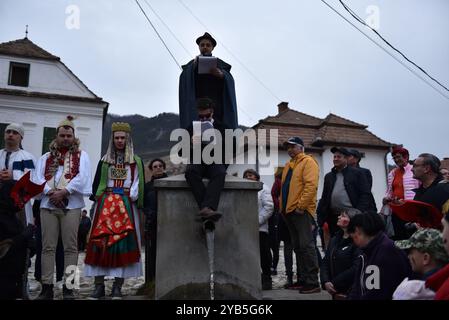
left=347, top=148, right=362, bottom=159
left=196, top=32, right=217, bottom=47
left=331, top=146, right=350, bottom=156
left=283, top=136, right=304, bottom=147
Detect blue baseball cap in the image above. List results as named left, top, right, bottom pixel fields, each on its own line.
left=283, top=136, right=304, bottom=147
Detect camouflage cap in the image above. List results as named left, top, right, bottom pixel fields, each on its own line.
left=395, top=228, right=449, bottom=263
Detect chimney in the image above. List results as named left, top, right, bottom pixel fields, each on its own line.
left=278, top=101, right=289, bottom=114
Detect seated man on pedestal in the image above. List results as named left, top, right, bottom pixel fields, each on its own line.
left=184, top=97, right=229, bottom=227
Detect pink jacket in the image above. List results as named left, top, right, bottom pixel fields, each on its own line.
left=385, top=163, right=421, bottom=200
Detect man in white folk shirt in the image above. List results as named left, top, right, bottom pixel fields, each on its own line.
left=0, top=123, right=36, bottom=225
left=34, top=116, right=92, bottom=300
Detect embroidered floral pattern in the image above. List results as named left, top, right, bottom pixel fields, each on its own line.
left=90, top=195, right=134, bottom=247
left=44, top=138, right=80, bottom=181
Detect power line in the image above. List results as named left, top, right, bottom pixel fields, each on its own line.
left=142, top=0, right=193, bottom=59
left=338, top=0, right=449, bottom=95
left=177, top=0, right=282, bottom=103
left=320, top=0, right=449, bottom=101
left=135, top=0, right=255, bottom=123
left=134, top=0, right=182, bottom=69
left=176, top=0, right=265, bottom=122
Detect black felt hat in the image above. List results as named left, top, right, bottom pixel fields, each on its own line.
left=347, top=148, right=362, bottom=159
left=331, top=146, right=351, bottom=156
left=196, top=32, right=217, bottom=47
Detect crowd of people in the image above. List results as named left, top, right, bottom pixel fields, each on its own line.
left=249, top=140, right=449, bottom=300
left=1, top=119, right=449, bottom=301
left=1, top=30, right=449, bottom=302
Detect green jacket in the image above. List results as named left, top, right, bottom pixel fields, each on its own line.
left=93, top=155, right=145, bottom=208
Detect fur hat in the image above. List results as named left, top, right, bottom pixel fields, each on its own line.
left=58, top=115, right=76, bottom=130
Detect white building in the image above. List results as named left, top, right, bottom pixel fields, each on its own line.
left=0, top=37, right=108, bottom=207
left=228, top=102, right=392, bottom=210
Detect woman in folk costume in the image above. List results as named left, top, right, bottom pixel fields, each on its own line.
left=84, top=122, right=145, bottom=300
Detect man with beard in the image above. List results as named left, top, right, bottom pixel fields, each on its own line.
left=179, top=32, right=238, bottom=130
left=34, top=116, right=92, bottom=300
left=412, top=153, right=449, bottom=214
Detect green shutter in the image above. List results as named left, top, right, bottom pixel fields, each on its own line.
left=42, top=127, right=57, bottom=154
left=0, top=123, right=8, bottom=149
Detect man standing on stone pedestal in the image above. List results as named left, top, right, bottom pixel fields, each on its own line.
left=179, top=32, right=238, bottom=130
left=34, top=116, right=92, bottom=300
left=85, top=122, right=145, bottom=300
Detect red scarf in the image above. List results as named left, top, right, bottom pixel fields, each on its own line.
left=44, top=148, right=80, bottom=181
left=426, top=264, right=449, bottom=300
left=58, top=148, right=69, bottom=165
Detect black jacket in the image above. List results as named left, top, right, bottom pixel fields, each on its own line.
left=0, top=181, right=35, bottom=277
left=317, top=166, right=375, bottom=226
left=143, top=173, right=168, bottom=225
left=78, top=216, right=91, bottom=235
left=356, top=166, right=377, bottom=212
left=320, top=231, right=361, bottom=294
left=413, top=176, right=449, bottom=212
left=357, top=166, right=373, bottom=189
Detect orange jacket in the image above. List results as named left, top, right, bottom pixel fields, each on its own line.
left=280, top=152, right=319, bottom=216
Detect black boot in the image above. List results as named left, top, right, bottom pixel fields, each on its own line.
left=36, top=284, right=54, bottom=300
left=203, top=219, right=216, bottom=232
left=262, top=275, right=272, bottom=290
left=283, top=273, right=293, bottom=289
left=63, top=284, right=75, bottom=300
left=88, top=284, right=105, bottom=300
left=110, top=285, right=123, bottom=300
left=198, top=208, right=222, bottom=222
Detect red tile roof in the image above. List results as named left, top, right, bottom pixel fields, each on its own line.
left=254, top=106, right=392, bottom=151
left=261, top=108, right=322, bottom=126
left=322, top=113, right=366, bottom=128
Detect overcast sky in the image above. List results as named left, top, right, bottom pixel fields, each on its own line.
left=1, top=0, right=448, bottom=162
